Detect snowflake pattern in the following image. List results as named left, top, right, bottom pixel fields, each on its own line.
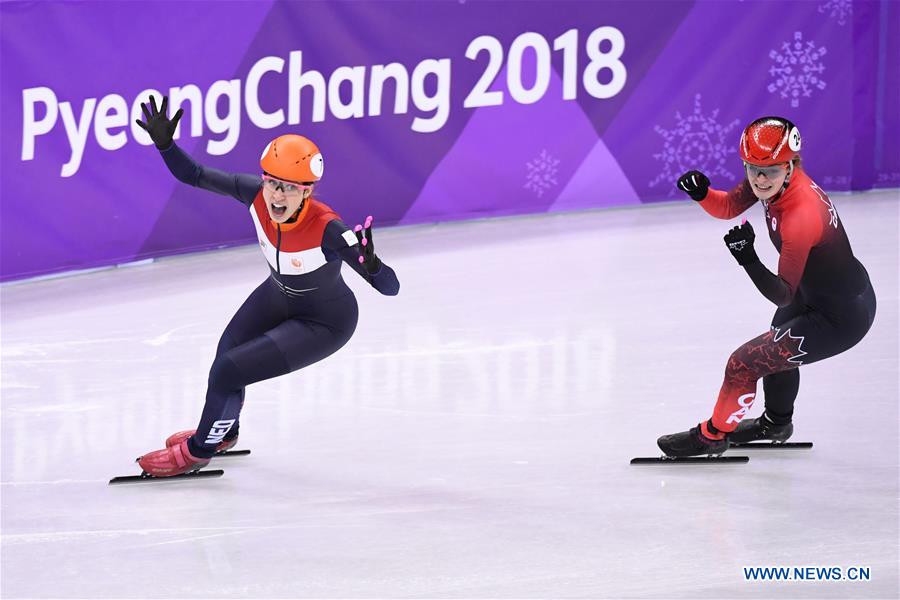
left=818, top=0, right=852, bottom=26
left=768, top=31, right=827, bottom=108
left=524, top=150, right=559, bottom=198
left=649, top=94, right=740, bottom=195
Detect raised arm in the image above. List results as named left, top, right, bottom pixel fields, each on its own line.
left=136, top=95, right=260, bottom=207
left=700, top=181, right=759, bottom=220
left=159, top=144, right=261, bottom=207
left=677, top=171, right=758, bottom=219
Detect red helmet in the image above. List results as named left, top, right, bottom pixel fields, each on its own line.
left=739, top=117, right=801, bottom=166
left=259, top=134, right=324, bottom=183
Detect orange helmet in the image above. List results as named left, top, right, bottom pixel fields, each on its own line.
left=739, top=117, right=801, bottom=166
left=259, top=134, right=324, bottom=183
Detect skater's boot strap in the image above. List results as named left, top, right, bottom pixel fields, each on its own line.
left=700, top=420, right=726, bottom=441
left=173, top=442, right=189, bottom=468
left=174, top=440, right=204, bottom=468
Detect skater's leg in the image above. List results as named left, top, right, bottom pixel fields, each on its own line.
left=762, top=369, right=799, bottom=424
left=189, top=303, right=358, bottom=458
left=706, top=328, right=800, bottom=435
left=710, top=294, right=873, bottom=434
left=191, top=332, right=292, bottom=457
left=659, top=326, right=808, bottom=454
left=756, top=298, right=806, bottom=425
left=727, top=369, right=798, bottom=444
left=209, top=280, right=287, bottom=438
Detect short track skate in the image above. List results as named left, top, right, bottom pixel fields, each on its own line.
left=109, top=469, right=224, bottom=485
left=110, top=445, right=251, bottom=485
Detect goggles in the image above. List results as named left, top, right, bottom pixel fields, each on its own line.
left=744, top=162, right=788, bottom=180
left=262, top=174, right=312, bottom=195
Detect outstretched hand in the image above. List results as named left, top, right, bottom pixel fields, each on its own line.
left=135, top=95, right=183, bottom=150
left=354, top=215, right=383, bottom=275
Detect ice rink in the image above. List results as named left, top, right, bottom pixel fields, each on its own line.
left=2, top=191, right=898, bottom=599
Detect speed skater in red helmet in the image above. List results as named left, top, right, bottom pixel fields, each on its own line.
left=660, top=116, right=876, bottom=457
left=133, top=95, right=399, bottom=477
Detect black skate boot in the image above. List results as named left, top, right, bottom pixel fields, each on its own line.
left=657, top=422, right=728, bottom=458
left=729, top=413, right=793, bottom=445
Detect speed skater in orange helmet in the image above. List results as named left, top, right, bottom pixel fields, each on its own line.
left=133, top=95, right=399, bottom=477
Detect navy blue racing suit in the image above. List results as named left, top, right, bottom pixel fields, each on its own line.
left=160, top=144, right=399, bottom=457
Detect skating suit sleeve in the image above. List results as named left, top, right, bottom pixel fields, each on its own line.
left=159, top=143, right=261, bottom=207
left=322, top=219, right=400, bottom=296
left=699, top=180, right=758, bottom=219
left=770, top=207, right=822, bottom=302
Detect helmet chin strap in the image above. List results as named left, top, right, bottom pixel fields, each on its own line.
left=283, top=195, right=312, bottom=224
left=783, top=161, right=794, bottom=188
left=770, top=161, right=794, bottom=203
left=285, top=200, right=304, bottom=223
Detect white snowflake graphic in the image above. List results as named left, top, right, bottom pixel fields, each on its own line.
left=524, top=150, right=559, bottom=198
left=768, top=31, right=827, bottom=108
left=818, top=0, right=852, bottom=26
left=649, top=94, right=740, bottom=195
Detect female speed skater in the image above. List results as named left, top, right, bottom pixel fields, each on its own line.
left=658, top=116, right=876, bottom=457
left=134, top=95, right=399, bottom=477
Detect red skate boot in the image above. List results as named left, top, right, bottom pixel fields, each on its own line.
left=137, top=439, right=210, bottom=477
left=165, top=430, right=238, bottom=454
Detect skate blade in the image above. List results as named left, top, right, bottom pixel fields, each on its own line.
left=217, top=449, right=251, bottom=457
left=630, top=455, right=749, bottom=465
left=109, top=469, right=225, bottom=485
left=730, top=441, right=813, bottom=449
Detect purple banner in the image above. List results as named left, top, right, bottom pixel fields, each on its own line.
left=1, top=0, right=898, bottom=281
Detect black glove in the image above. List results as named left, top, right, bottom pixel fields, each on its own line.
left=677, top=170, right=710, bottom=201
left=724, top=220, right=759, bottom=266
left=135, top=95, right=183, bottom=150
left=354, top=216, right=383, bottom=275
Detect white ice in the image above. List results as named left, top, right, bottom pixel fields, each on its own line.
left=2, top=191, right=898, bottom=598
